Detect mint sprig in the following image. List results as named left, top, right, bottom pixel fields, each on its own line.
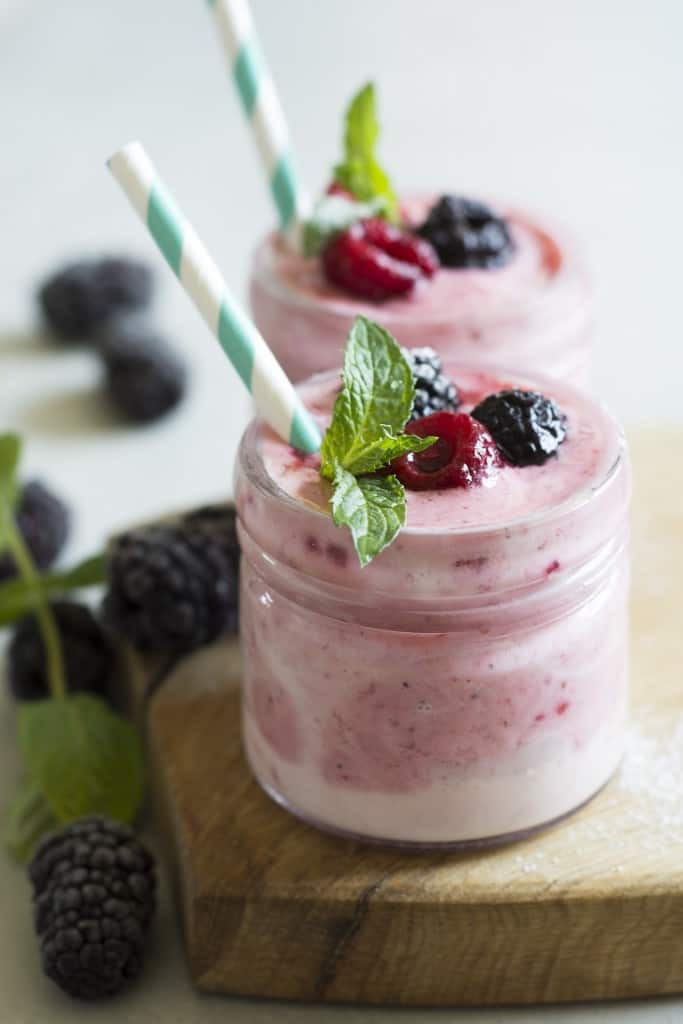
left=0, top=433, right=143, bottom=861
left=333, top=82, right=399, bottom=223
left=320, top=318, right=435, bottom=567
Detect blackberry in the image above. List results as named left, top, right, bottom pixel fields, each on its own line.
left=39, top=258, right=153, bottom=341
left=98, top=320, right=187, bottom=424
left=7, top=601, right=113, bottom=702
left=0, top=480, right=69, bottom=582
left=29, top=817, right=156, bottom=1000
left=404, top=347, right=460, bottom=421
left=103, top=505, right=239, bottom=654
left=416, top=195, right=514, bottom=269
left=471, top=389, right=567, bottom=466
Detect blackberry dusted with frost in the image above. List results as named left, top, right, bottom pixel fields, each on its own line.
left=404, top=347, right=460, bottom=421
left=471, top=389, right=567, bottom=466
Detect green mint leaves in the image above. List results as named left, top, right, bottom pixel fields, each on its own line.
left=18, top=695, right=144, bottom=827
left=0, top=431, right=143, bottom=861
left=333, top=82, right=399, bottom=223
left=320, top=317, right=435, bottom=567
left=302, top=193, right=388, bottom=258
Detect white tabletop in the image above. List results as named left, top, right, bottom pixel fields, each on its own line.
left=1, top=0, right=682, bottom=1018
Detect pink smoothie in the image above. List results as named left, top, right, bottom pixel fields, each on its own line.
left=235, top=366, right=629, bottom=846
left=250, top=198, right=593, bottom=387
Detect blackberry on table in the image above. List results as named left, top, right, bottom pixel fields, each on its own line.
left=471, top=389, right=567, bottom=466
left=29, top=817, right=156, bottom=1000
left=103, top=505, right=239, bottom=654
left=98, top=320, right=187, bottom=424
left=416, top=195, right=514, bottom=269
left=7, top=601, right=114, bottom=702
left=0, top=480, right=69, bottom=582
left=39, top=258, right=153, bottom=341
left=404, top=347, right=460, bottom=421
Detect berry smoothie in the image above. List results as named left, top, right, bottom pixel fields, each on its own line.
left=250, top=197, right=593, bottom=387
left=235, top=366, right=629, bottom=846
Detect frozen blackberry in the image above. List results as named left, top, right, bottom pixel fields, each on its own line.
left=404, top=347, right=460, bottom=421
left=416, top=195, right=514, bottom=269
left=98, top=321, right=187, bottom=424
left=471, top=389, right=567, bottom=466
left=103, top=505, right=239, bottom=654
left=39, top=258, right=153, bottom=341
left=0, top=480, right=70, bottom=581
left=7, top=601, right=114, bottom=702
left=29, top=817, right=156, bottom=1000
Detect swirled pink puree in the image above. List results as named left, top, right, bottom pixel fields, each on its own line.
left=236, top=366, right=629, bottom=845
left=261, top=367, right=618, bottom=533
left=249, top=196, right=593, bottom=385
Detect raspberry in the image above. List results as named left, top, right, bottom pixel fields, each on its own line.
left=29, top=817, right=156, bottom=1000
left=98, top=320, right=187, bottom=424
left=326, top=181, right=355, bottom=199
left=7, top=601, right=113, bottom=702
left=322, top=219, right=438, bottom=301
left=39, top=258, right=153, bottom=341
left=471, top=390, right=567, bottom=466
left=0, top=480, right=69, bottom=582
left=417, top=195, right=514, bottom=269
left=392, top=411, right=501, bottom=490
left=404, top=347, right=460, bottom=421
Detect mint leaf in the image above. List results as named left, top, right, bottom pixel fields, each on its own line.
left=302, top=194, right=388, bottom=258
left=4, top=776, right=58, bottom=863
left=0, top=552, right=106, bottom=626
left=321, top=317, right=416, bottom=478
left=343, top=433, right=437, bottom=477
left=18, top=695, right=144, bottom=826
left=333, top=82, right=398, bottom=222
left=331, top=467, right=405, bottom=567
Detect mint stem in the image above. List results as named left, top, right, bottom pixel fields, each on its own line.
left=3, top=517, right=66, bottom=701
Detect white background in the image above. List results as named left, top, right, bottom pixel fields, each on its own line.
left=1, top=2, right=682, bottom=1021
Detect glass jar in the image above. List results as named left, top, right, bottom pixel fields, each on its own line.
left=234, top=369, right=629, bottom=848
left=249, top=199, right=594, bottom=386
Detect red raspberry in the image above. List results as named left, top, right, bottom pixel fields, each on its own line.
left=392, top=411, right=501, bottom=490
left=326, top=181, right=356, bottom=199
left=322, top=219, right=439, bottom=301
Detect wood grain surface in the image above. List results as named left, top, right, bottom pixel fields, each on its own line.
left=127, top=430, right=683, bottom=1005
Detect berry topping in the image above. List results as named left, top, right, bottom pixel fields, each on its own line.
left=471, top=389, right=567, bottom=466
left=0, top=480, right=69, bottom=581
left=97, top=320, right=187, bottom=424
left=392, top=411, right=501, bottom=490
left=39, top=258, right=153, bottom=341
left=8, top=601, right=113, bottom=702
left=29, top=817, right=156, bottom=1000
left=103, top=505, right=239, bottom=654
left=322, top=219, right=438, bottom=301
left=404, top=347, right=460, bottom=421
left=416, top=195, right=514, bottom=269
left=326, top=181, right=355, bottom=199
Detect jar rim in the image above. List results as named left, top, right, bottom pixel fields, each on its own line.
left=237, top=365, right=626, bottom=542
left=250, top=196, right=591, bottom=330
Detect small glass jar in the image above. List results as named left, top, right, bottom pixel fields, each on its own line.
left=234, top=370, right=629, bottom=848
left=249, top=199, right=594, bottom=386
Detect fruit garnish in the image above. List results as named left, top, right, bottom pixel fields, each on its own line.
left=319, top=318, right=437, bottom=566
left=392, top=412, right=501, bottom=490
left=322, top=219, right=437, bottom=301
left=404, top=347, right=460, bottom=421
left=331, top=82, right=399, bottom=221
left=301, top=193, right=388, bottom=258
left=39, top=257, right=153, bottom=341
left=416, top=195, right=514, bottom=269
left=471, top=390, right=567, bottom=466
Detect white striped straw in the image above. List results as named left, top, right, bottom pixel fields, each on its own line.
left=207, top=0, right=308, bottom=237
left=107, top=141, right=321, bottom=454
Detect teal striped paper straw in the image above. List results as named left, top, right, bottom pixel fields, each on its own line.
left=107, top=142, right=321, bottom=454
left=207, top=0, right=307, bottom=235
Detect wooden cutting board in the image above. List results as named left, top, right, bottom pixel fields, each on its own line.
left=125, top=429, right=683, bottom=1006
